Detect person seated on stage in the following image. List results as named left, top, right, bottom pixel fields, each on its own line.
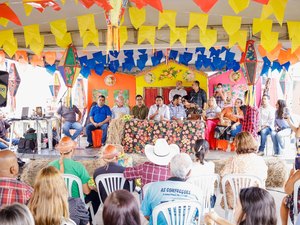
left=168, top=80, right=187, bottom=102
left=203, top=96, right=221, bottom=150
left=257, top=95, right=275, bottom=156
left=147, top=96, right=170, bottom=121
left=131, top=95, right=149, bottom=120
left=190, top=139, right=215, bottom=176
left=0, top=150, right=33, bottom=207
left=220, top=132, right=268, bottom=209
left=169, top=94, right=186, bottom=120
left=218, top=98, right=244, bottom=139
left=0, top=203, right=35, bottom=225
left=111, top=96, right=130, bottom=119
left=86, top=95, right=112, bottom=148
left=213, top=83, right=226, bottom=109
left=56, top=99, right=83, bottom=141
left=189, top=80, right=207, bottom=110
left=0, top=112, right=19, bottom=149
left=49, top=137, right=91, bottom=198
left=124, top=138, right=179, bottom=187
left=141, top=153, right=201, bottom=225
left=182, top=95, right=201, bottom=120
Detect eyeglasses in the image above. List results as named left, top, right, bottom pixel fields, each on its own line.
left=136, top=98, right=143, bottom=101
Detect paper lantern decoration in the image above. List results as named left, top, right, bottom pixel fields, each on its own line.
left=105, top=0, right=128, bottom=51
left=240, top=40, right=262, bottom=85
left=8, top=63, right=21, bottom=111
left=57, top=44, right=81, bottom=88
left=49, top=72, right=61, bottom=99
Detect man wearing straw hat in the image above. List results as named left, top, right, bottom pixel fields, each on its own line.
left=124, top=138, right=180, bottom=187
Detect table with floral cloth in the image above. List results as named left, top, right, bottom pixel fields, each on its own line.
left=121, top=119, right=205, bottom=153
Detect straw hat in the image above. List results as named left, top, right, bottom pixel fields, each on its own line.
left=101, top=144, right=121, bottom=161
left=55, top=136, right=77, bottom=154
left=145, top=139, right=180, bottom=166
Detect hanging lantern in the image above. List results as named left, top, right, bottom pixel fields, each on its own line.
left=8, top=63, right=21, bottom=112
left=105, top=0, right=128, bottom=51
left=240, top=40, right=263, bottom=85
left=57, top=45, right=81, bottom=106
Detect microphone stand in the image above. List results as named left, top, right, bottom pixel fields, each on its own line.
left=58, top=89, right=68, bottom=142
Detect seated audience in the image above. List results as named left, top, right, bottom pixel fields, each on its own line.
left=141, top=153, right=201, bottom=225
left=285, top=112, right=300, bottom=153
left=281, top=168, right=300, bottom=225
left=111, top=96, right=130, bottom=119
left=271, top=99, right=291, bottom=156
left=213, top=83, right=226, bottom=108
left=218, top=98, right=244, bottom=139
left=204, top=96, right=221, bottom=149
left=29, top=166, right=89, bottom=225
left=220, top=132, right=268, bottom=209
left=56, top=98, right=83, bottom=140
left=148, top=96, right=170, bottom=121
left=102, top=190, right=141, bottom=225
left=0, top=203, right=35, bottom=225
left=169, top=94, right=186, bottom=120
left=168, top=80, right=187, bottom=102
left=124, top=138, right=179, bottom=187
left=205, top=187, right=277, bottom=225
left=0, top=150, right=33, bottom=206
left=131, top=95, right=149, bottom=120
left=0, top=111, right=19, bottom=149
left=257, top=94, right=275, bottom=156
left=190, top=139, right=215, bottom=177
left=49, top=137, right=91, bottom=198
left=86, top=95, right=111, bottom=148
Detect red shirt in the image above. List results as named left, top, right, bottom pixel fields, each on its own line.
left=0, top=178, right=33, bottom=206
left=124, top=161, right=170, bottom=187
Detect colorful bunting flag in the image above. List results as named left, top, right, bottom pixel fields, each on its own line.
left=228, top=30, right=247, bottom=51
left=228, top=0, right=250, bottom=14
left=129, top=7, right=146, bottom=29
left=188, top=13, right=208, bottom=32
left=0, top=30, right=18, bottom=57
left=119, top=26, right=128, bottom=48
left=138, top=26, right=156, bottom=46
left=77, top=14, right=99, bottom=48
left=170, top=28, right=187, bottom=47
left=0, top=3, right=22, bottom=26
left=158, top=10, right=177, bottom=31
left=50, top=19, right=73, bottom=48
left=200, top=29, right=217, bottom=49
left=23, top=24, right=44, bottom=55
left=252, top=18, right=272, bottom=35
left=261, top=30, right=279, bottom=52
left=222, top=16, right=242, bottom=35
left=260, top=0, right=287, bottom=25
left=193, top=0, right=218, bottom=13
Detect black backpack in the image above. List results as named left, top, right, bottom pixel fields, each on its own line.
left=17, top=132, right=37, bottom=153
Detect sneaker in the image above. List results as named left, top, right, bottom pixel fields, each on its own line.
left=257, top=152, right=264, bottom=156
left=86, top=143, right=93, bottom=148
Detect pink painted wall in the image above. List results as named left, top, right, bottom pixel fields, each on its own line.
left=208, top=69, right=262, bottom=106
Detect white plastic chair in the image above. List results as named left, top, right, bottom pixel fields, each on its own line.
left=221, top=174, right=263, bottom=221
left=95, top=173, right=134, bottom=206
left=187, top=174, right=220, bottom=216
left=152, top=200, right=202, bottom=225
left=293, top=179, right=300, bottom=223
left=62, top=174, right=95, bottom=222
left=139, top=181, right=155, bottom=203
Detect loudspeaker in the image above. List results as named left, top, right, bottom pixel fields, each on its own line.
left=0, top=71, right=8, bottom=107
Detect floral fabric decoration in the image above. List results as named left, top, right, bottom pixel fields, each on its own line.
left=182, top=70, right=195, bottom=82
left=158, top=66, right=181, bottom=80
left=122, top=119, right=205, bottom=153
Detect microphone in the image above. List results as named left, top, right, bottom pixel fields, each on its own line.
left=156, top=104, right=160, bottom=110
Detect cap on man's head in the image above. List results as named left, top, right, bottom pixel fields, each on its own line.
left=55, top=136, right=77, bottom=154
left=101, top=144, right=121, bottom=161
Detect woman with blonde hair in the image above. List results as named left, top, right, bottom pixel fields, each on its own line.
left=220, top=132, right=268, bottom=209
left=203, top=96, right=221, bottom=149
left=28, top=166, right=74, bottom=225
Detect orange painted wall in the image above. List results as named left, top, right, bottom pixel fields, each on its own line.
left=87, top=70, right=136, bottom=109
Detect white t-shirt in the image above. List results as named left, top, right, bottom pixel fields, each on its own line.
left=259, top=105, right=275, bottom=130
left=190, top=161, right=215, bottom=177
left=169, top=88, right=188, bottom=102
left=148, top=104, right=170, bottom=121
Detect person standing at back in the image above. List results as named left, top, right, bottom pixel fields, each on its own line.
left=189, top=80, right=207, bottom=110
left=168, top=80, right=187, bottom=102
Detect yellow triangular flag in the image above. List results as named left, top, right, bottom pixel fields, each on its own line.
left=261, top=31, right=279, bottom=52
left=119, top=26, right=128, bottom=49
left=200, top=29, right=217, bottom=49
left=50, top=19, right=68, bottom=40
left=60, top=0, right=66, bottom=4
left=170, top=28, right=187, bottom=47
left=158, top=10, right=177, bottom=31
left=55, top=33, right=72, bottom=48
left=129, top=7, right=146, bottom=29
left=188, top=12, right=208, bottom=32
left=291, top=38, right=300, bottom=53
left=23, top=3, right=33, bottom=16
left=0, top=30, right=14, bottom=47
left=138, top=26, right=156, bottom=46
left=77, top=14, right=97, bottom=37
left=228, top=30, right=247, bottom=51
left=23, top=24, right=41, bottom=47
left=287, top=21, right=300, bottom=39
left=3, top=38, right=18, bottom=58
left=30, top=36, right=44, bottom=55
left=252, top=18, right=272, bottom=35
left=0, top=18, right=8, bottom=27
left=228, top=0, right=250, bottom=14
left=261, top=0, right=287, bottom=25
left=222, top=16, right=242, bottom=35
left=82, top=31, right=99, bottom=48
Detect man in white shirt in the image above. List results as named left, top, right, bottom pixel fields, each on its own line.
left=257, top=94, right=275, bottom=156
left=148, top=96, right=170, bottom=121
left=111, top=96, right=130, bottom=119
left=169, top=80, right=187, bottom=102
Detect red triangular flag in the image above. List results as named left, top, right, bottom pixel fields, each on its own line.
left=252, top=0, right=269, bottom=4
left=0, top=3, right=22, bottom=26
left=146, top=0, right=163, bottom=12
left=193, top=0, right=218, bottom=13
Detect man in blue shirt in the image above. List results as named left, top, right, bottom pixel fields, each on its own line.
left=169, top=94, right=186, bottom=120
left=86, top=95, right=111, bottom=148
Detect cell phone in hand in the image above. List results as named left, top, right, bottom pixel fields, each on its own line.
left=295, top=157, right=300, bottom=170
left=283, top=107, right=289, bottom=119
